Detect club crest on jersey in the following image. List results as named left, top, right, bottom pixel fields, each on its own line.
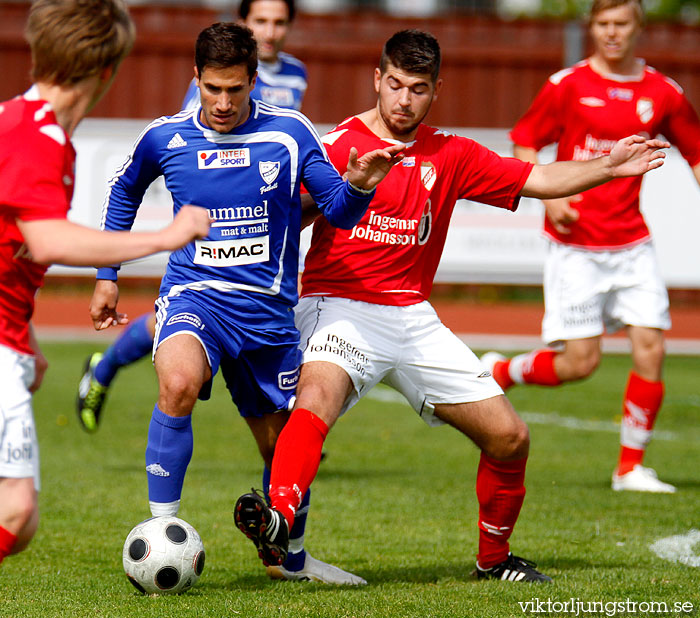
left=197, top=148, right=250, bottom=169
left=420, top=162, right=436, bottom=191
left=636, top=98, right=654, bottom=124
left=259, top=160, right=280, bottom=185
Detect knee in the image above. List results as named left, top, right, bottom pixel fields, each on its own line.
left=486, top=419, right=530, bottom=461
left=560, top=350, right=600, bottom=381
left=159, top=370, right=201, bottom=412
left=3, top=487, right=39, bottom=554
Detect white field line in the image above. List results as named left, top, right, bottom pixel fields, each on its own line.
left=364, top=387, right=680, bottom=441
left=649, top=529, right=700, bottom=567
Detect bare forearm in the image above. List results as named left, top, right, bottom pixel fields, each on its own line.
left=513, top=144, right=568, bottom=209
left=522, top=157, right=611, bottom=199
left=521, top=135, right=668, bottom=199
left=18, top=219, right=172, bottom=266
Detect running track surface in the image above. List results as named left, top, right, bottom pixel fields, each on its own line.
left=33, top=289, right=700, bottom=354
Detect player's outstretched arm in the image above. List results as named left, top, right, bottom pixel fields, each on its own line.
left=344, top=144, right=405, bottom=191
left=521, top=135, right=669, bottom=199
left=513, top=143, right=580, bottom=234
left=17, top=204, right=210, bottom=266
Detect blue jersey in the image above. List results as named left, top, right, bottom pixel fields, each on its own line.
left=98, top=100, right=373, bottom=322
left=182, top=53, right=307, bottom=112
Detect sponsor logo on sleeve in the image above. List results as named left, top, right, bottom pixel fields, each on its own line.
left=197, top=148, right=251, bottom=169
left=194, top=236, right=269, bottom=267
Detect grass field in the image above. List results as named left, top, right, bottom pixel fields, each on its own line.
left=3, top=341, right=700, bottom=618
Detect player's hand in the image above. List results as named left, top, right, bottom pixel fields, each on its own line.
left=608, top=135, right=670, bottom=177
left=544, top=196, right=580, bottom=234
left=345, top=143, right=405, bottom=191
left=162, top=205, right=212, bottom=250
left=90, top=279, right=127, bottom=330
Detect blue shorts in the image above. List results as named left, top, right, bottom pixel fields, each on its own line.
left=153, top=291, right=300, bottom=417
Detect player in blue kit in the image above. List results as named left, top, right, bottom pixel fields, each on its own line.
left=183, top=0, right=306, bottom=112
left=86, top=22, right=402, bottom=584
left=77, top=0, right=308, bottom=431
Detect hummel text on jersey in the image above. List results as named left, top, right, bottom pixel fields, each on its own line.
left=194, top=237, right=269, bottom=267
left=207, top=201, right=269, bottom=222
left=348, top=210, right=418, bottom=245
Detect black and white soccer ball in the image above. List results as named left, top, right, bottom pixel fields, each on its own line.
left=122, top=516, right=205, bottom=595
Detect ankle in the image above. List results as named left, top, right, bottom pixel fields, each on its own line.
left=269, top=486, right=301, bottom=530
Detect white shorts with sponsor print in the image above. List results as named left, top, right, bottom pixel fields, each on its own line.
left=296, top=296, right=503, bottom=426
left=0, top=344, right=40, bottom=490
left=542, top=240, right=671, bottom=345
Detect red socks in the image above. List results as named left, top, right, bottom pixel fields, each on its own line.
left=0, top=525, right=18, bottom=565
left=270, top=408, right=329, bottom=529
left=496, top=349, right=561, bottom=388
left=476, top=453, right=527, bottom=569
left=617, top=372, right=664, bottom=475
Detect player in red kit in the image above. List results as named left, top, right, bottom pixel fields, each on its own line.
left=234, top=29, right=669, bottom=582
left=0, top=0, right=210, bottom=566
left=482, top=0, right=700, bottom=494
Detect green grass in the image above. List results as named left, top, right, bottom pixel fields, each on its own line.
left=3, top=342, right=700, bottom=617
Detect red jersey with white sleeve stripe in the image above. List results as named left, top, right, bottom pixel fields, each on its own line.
left=301, top=116, right=533, bottom=306
left=0, top=91, right=75, bottom=354
left=510, top=60, right=700, bottom=249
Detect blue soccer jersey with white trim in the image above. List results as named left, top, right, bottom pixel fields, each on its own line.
left=182, top=52, right=308, bottom=112
left=99, top=100, right=372, bottom=318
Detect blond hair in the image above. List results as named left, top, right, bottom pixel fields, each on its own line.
left=25, top=0, right=135, bottom=85
left=590, top=0, right=644, bottom=23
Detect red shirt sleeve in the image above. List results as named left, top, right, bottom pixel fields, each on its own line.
left=455, top=137, right=533, bottom=211
left=660, top=89, right=700, bottom=168
left=509, top=78, right=564, bottom=151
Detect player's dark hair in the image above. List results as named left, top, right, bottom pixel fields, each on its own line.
left=195, top=22, right=258, bottom=81
left=380, top=30, right=441, bottom=83
left=239, top=0, right=295, bottom=22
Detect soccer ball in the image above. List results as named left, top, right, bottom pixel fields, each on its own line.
left=122, top=516, right=205, bottom=595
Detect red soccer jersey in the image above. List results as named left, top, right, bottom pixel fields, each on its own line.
left=0, top=93, right=74, bottom=354
left=510, top=60, right=700, bottom=249
left=301, top=116, right=533, bottom=305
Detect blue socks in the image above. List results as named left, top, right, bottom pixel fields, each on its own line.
left=95, top=313, right=153, bottom=386
left=146, top=404, right=193, bottom=515
left=263, top=466, right=309, bottom=571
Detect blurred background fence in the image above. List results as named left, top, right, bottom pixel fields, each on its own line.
left=2, top=1, right=699, bottom=288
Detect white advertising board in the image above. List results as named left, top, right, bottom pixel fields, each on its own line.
left=50, top=120, right=700, bottom=288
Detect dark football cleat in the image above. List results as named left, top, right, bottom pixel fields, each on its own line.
left=475, top=553, right=552, bottom=582
left=234, top=489, right=289, bottom=567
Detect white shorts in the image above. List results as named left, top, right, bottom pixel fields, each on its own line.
left=0, top=344, right=40, bottom=490
left=296, top=297, right=503, bottom=426
left=542, top=241, right=671, bottom=345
